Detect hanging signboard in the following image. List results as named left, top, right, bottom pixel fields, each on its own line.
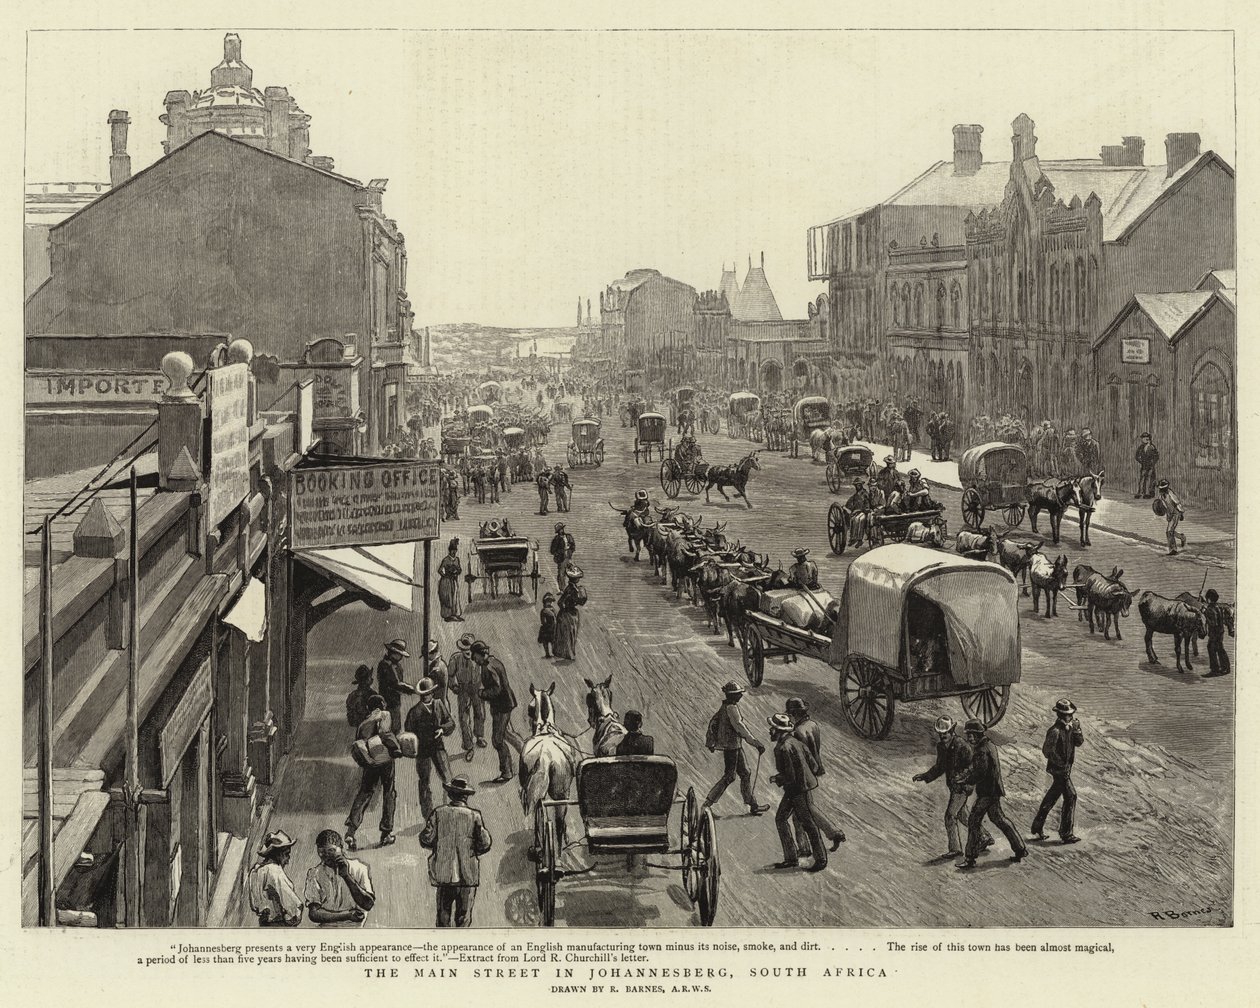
left=312, top=367, right=356, bottom=419
left=290, top=459, right=441, bottom=548
left=159, top=658, right=213, bottom=786
left=208, top=363, right=251, bottom=528
left=295, top=379, right=316, bottom=454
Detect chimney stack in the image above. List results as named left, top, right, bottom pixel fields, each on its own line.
left=1165, top=132, right=1201, bottom=178
left=1101, top=135, right=1146, bottom=167
left=107, top=110, right=131, bottom=187
left=264, top=86, right=293, bottom=156
left=952, top=124, right=984, bottom=175
left=310, top=155, right=336, bottom=173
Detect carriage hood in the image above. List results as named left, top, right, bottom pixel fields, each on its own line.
left=828, top=544, right=1021, bottom=686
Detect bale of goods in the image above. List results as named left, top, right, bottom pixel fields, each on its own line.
left=759, top=588, right=837, bottom=632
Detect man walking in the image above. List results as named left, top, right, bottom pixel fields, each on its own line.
left=786, top=698, right=845, bottom=851
left=1076, top=427, right=1102, bottom=476
left=1155, top=479, right=1187, bottom=555
left=550, top=522, right=576, bottom=591
left=702, top=682, right=769, bottom=816
left=1202, top=589, right=1234, bottom=677
left=345, top=694, right=400, bottom=850
left=551, top=466, right=572, bottom=513
left=345, top=664, right=375, bottom=728
left=536, top=467, right=551, bottom=515
left=767, top=713, right=828, bottom=872
left=424, top=639, right=450, bottom=706
left=1134, top=432, right=1159, bottom=498
left=474, top=641, right=523, bottom=783
left=449, top=634, right=487, bottom=759
left=376, top=639, right=417, bottom=738
left=304, top=829, right=375, bottom=927
left=956, top=719, right=1028, bottom=869
left=404, top=677, right=457, bottom=821
left=247, top=830, right=302, bottom=926
left=913, top=715, right=992, bottom=857
left=1031, top=699, right=1084, bottom=845
left=419, top=776, right=493, bottom=927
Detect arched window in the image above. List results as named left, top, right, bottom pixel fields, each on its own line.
left=1075, top=256, right=1087, bottom=334
left=902, top=283, right=912, bottom=329
left=914, top=283, right=925, bottom=328
left=1191, top=357, right=1232, bottom=469
left=1063, top=260, right=1075, bottom=335
left=890, top=284, right=900, bottom=326
left=979, top=259, right=989, bottom=319
left=935, top=283, right=946, bottom=330
left=950, top=281, right=962, bottom=330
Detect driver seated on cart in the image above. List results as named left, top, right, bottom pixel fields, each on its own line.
left=903, top=469, right=940, bottom=512
left=478, top=518, right=515, bottom=539
left=844, top=479, right=874, bottom=543
left=883, top=479, right=908, bottom=515
left=788, top=548, right=821, bottom=591
left=624, top=489, right=651, bottom=532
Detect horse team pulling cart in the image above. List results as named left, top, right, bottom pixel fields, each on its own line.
left=567, top=418, right=606, bottom=467
left=960, top=442, right=1031, bottom=529
left=727, top=391, right=760, bottom=440
left=827, top=500, right=946, bottom=554
left=634, top=411, right=669, bottom=463
left=552, top=400, right=574, bottom=425
left=739, top=545, right=1019, bottom=738
left=533, top=755, right=719, bottom=927
left=790, top=396, right=831, bottom=456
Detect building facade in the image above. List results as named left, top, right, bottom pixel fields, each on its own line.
left=597, top=269, right=698, bottom=385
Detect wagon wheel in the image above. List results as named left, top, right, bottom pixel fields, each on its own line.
left=960, top=684, right=1011, bottom=728
left=961, top=487, right=985, bottom=530
left=695, top=808, right=720, bottom=927
left=839, top=655, right=896, bottom=739
left=684, top=469, right=705, bottom=495
left=660, top=459, right=682, bottom=499
left=1003, top=504, right=1026, bottom=527
left=534, top=804, right=558, bottom=927
left=681, top=787, right=700, bottom=902
left=827, top=503, right=847, bottom=555
left=741, top=625, right=765, bottom=687
left=706, top=413, right=720, bottom=435
left=595, top=445, right=605, bottom=467
left=825, top=464, right=842, bottom=494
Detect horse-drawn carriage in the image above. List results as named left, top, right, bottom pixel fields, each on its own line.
left=790, top=396, right=831, bottom=456
left=659, top=436, right=707, bottom=499
left=442, top=435, right=471, bottom=465
left=466, top=520, right=541, bottom=602
left=552, top=400, right=574, bottom=424
left=634, top=411, right=669, bottom=463
left=567, top=418, right=605, bottom=468
left=738, top=545, right=1019, bottom=738
left=959, top=442, right=1030, bottom=529
left=532, top=755, right=719, bottom=927
left=826, top=443, right=875, bottom=494
left=727, top=392, right=760, bottom=440
left=669, top=386, right=697, bottom=428
left=467, top=403, right=494, bottom=427
left=502, top=426, right=528, bottom=451
left=827, top=500, right=947, bottom=554
left=476, top=380, right=502, bottom=405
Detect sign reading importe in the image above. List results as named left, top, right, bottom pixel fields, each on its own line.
left=290, top=460, right=441, bottom=548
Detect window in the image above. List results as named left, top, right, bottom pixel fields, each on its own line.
left=889, top=285, right=899, bottom=326
left=1192, top=360, right=1232, bottom=469
left=843, top=224, right=852, bottom=272
left=914, top=283, right=925, bottom=328
left=935, top=283, right=946, bottom=330
left=1049, top=265, right=1059, bottom=330
left=1075, top=256, right=1087, bottom=334
left=950, top=281, right=962, bottom=330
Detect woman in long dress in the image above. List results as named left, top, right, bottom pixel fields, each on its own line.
left=438, top=537, right=463, bottom=622
left=552, top=568, right=587, bottom=660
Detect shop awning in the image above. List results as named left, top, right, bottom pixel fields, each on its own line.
left=222, top=576, right=268, bottom=642
left=295, top=543, right=418, bottom=611
left=21, top=766, right=111, bottom=925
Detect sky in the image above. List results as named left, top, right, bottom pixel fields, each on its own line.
left=25, top=28, right=1235, bottom=328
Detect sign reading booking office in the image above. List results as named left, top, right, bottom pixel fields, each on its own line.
left=289, top=459, right=442, bottom=549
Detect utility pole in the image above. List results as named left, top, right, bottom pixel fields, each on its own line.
left=38, top=517, right=55, bottom=926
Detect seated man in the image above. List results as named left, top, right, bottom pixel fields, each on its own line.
left=884, top=479, right=907, bottom=514
left=843, top=478, right=873, bottom=543
left=903, top=469, right=939, bottom=512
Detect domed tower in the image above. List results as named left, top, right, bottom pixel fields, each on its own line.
left=160, top=32, right=319, bottom=163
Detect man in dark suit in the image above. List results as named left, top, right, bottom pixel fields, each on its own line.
left=376, top=639, right=417, bottom=738
left=615, top=710, right=654, bottom=756
left=473, top=641, right=523, bottom=782
left=419, top=776, right=492, bottom=927
left=1134, top=432, right=1160, bottom=498
left=1031, top=699, right=1084, bottom=844
left=550, top=522, right=576, bottom=591
left=786, top=698, right=844, bottom=852
left=345, top=665, right=375, bottom=730
left=767, top=713, right=827, bottom=872
left=913, top=715, right=992, bottom=857
left=403, top=677, right=457, bottom=821
left=956, top=719, right=1028, bottom=869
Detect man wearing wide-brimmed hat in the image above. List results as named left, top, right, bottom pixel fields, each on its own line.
left=376, top=639, right=418, bottom=737
left=345, top=664, right=376, bottom=731
left=424, top=639, right=449, bottom=706
left=874, top=454, right=899, bottom=501
left=787, top=547, right=820, bottom=591
left=956, top=719, right=1028, bottom=869
left=913, top=715, right=991, bottom=858
left=767, top=712, right=827, bottom=872
left=247, top=830, right=302, bottom=926
left=420, top=776, right=493, bottom=927
left=473, top=641, right=523, bottom=782
left=786, top=698, right=845, bottom=853
left=702, top=682, right=769, bottom=816
left=550, top=521, right=576, bottom=591
left=1031, top=699, right=1084, bottom=845
left=449, top=633, right=486, bottom=757
left=404, top=677, right=456, bottom=820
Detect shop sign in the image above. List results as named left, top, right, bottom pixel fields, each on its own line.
left=208, top=363, right=251, bottom=527
left=290, top=460, right=441, bottom=548
left=313, top=367, right=355, bottom=419
left=159, top=659, right=213, bottom=786
left=26, top=369, right=168, bottom=406
left=1121, top=338, right=1151, bottom=364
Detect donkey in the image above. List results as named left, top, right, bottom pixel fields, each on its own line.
left=1028, top=552, right=1069, bottom=618
left=703, top=451, right=762, bottom=509
left=1073, top=564, right=1133, bottom=640
left=995, top=536, right=1043, bottom=596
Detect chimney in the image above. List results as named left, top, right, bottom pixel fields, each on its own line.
left=107, top=109, right=131, bottom=187
left=1123, top=136, right=1145, bottom=165
left=1101, top=136, right=1145, bottom=167
left=357, top=180, right=386, bottom=213
left=264, top=87, right=293, bottom=155
left=290, top=108, right=312, bottom=161
left=1165, top=132, right=1201, bottom=177
left=310, top=155, right=335, bottom=172
left=161, top=90, right=192, bottom=154
left=952, top=124, right=984, bottom=175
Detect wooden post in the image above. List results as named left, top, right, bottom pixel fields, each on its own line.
left=125, top=468, right=142, bottom=925
left=421, top=540, right=433, bottom=677
left=38, top=518, right=55, bottom=927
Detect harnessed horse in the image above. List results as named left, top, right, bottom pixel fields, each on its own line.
left=584, top=675, right=628, bottom=755
left=703, top=451, right=761, bottom=508
left=519, top=683, right=583, bottom=850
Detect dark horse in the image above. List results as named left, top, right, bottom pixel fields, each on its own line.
left=703, top=451, right=762, bottom=509
left=1028, top=479, right=1080, bottom=545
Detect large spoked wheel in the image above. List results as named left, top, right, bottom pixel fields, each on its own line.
left=827, top=503, right=848, bottom=555
left=695, top=808, right=720, bottom=927
left=534, top=804, right=558, bottom=927
left=1003, top=503, right=1026, bottom=527
left=961, top=487, right=985, bottom=530
left=684, top=469, right=705, bottom=495
left=826, top=464, right=842, bottom=494
left=960, top=684, right=1011, bottom=728
left=840, top=655, right=896, bottom=739
left=741, top=625, right=765, bottom=686
left=681, top=787, right=700, bottom=903
left=660, top=459, right=682, bottom=499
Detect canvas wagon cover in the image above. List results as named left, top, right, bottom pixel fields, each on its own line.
left=794, top=396, right=830, bottom=426
left=729, top=392, right=760, bottom=411
left=828, top=544, right=1020, bottom=686
left=959, top=442, right=1026, bottom=484
left=468, top=404, right=494, bottom=421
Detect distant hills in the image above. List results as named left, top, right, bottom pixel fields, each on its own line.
left=425, top=323, right=588, bottom=371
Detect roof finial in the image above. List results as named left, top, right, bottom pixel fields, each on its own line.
left=748, top=255, right=752, bottom=272
left=761, top=251, right=765, bottom=268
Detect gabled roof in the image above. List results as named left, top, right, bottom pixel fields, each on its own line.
left=1197, top=268, right=1236, bottom=292
left=1095, top=287, right=1234, bottom=350
left=51, top=130, right=364, bottom=233
left=718, top=266, right=740, bottom=305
